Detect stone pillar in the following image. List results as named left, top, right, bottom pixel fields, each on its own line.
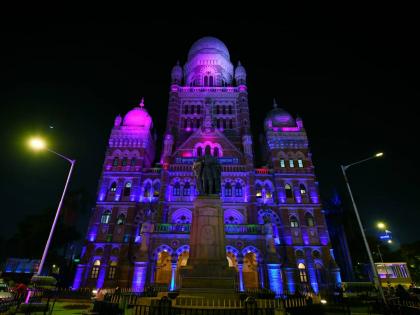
left=284, top=267, right=296, bottom=295
left=149, top=259, right=156, bottom=284
left=72, top=264, right=86, bottom=290
left=170, top=261, right=177, bottom=291
left=238, top=263, right=245, bottom=292
left=267, top=263, right=282, bottom=297
left=258, top=259, right=265, bottom=288
left=96, top=263, right=107, bottom=289
left=132, top=261, right=148, bottom=292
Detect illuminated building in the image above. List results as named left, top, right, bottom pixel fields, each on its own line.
left=73, top=37, right=341, bottom=295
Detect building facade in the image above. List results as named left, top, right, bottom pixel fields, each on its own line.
left=73, top=37, right=341, bottom=295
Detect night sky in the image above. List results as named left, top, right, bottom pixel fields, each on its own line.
left=1, top=16, right=419, bottom=246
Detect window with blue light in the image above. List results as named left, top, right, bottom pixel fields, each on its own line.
left=116, top=213, right=126, bottom=225
left=235, top=182, right=243, bottom=197
left=123, top=182, right=131, bottom=196
left=113, top=157, right=119, bottom=166
left=289, top=160, right=295, bottom=168
left=123, top=234, right=130, bottom=243
left=173, top=182, right=181, bottom=196
left=298, top=159, right=304, bottom=168
left=280, top=160, right=285, bottom=168
left=101, top=210, right=112, bottom=224
left=130, top=158, right=136, bottom=166
left=225, top=182, right=232, bottom=197
left=122, top=157, right=127, bottom=166
left=183, top=182, right=191, bottom=196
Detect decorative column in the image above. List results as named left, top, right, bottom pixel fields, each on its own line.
left=170, top=257, right=178, bottom=291
left=72, top=264, right=86, bottom=290
left=284, top=267, right=296, bottom=294
left=149, top=259, right=156, bottom=284
left=132, top=261, right=148, bottom=292
left=96, top=263, right=107, bottom=289
left=258, top=258, right=265, bottom=288
left=237, top=256, right=245, bottom=292
left=267, top=263, right=282, bottom=297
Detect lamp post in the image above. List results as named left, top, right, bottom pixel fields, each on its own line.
left=28, top=137, right=76, bottom=275
left=340, top=152, right=386, bottom=304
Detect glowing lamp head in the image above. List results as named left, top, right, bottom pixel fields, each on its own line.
left=320, top=299, right=327, bottom=304
left=29, top=137, right=46, bottom=151
left=377, top=222, right=386, bottom=230
left=375, top=152, right=384, bottom=158
left=387, top=240, right=393, bottom=244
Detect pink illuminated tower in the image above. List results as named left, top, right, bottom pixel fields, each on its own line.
left=73, top=37, right=340, bottom=295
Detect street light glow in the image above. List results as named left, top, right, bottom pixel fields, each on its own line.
left=377, top=222, right=386, bottom=230
left=387, top=240, right=393, bottom=244
left=375, top=152, right=384, bottom=157
left=29, top=137, right=46, bottom=150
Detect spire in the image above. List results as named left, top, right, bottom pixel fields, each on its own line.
left=139, top=97, right=145, bottom=108
left=273, top=98, right=278, bottom=109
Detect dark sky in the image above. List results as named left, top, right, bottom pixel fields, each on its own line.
left=0, top=16, right=419, bottom=245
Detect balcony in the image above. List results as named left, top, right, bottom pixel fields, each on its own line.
left=153, top=224, right=263, bottom=235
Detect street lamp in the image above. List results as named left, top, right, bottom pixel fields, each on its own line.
left=341, top=152, right=386, bottom=304
left=377, top=222, right=386, bottom=230
left=28, top=137, right=76, bottom=275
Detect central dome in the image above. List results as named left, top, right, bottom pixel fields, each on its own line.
left=187, top=36, right=230, bottom=60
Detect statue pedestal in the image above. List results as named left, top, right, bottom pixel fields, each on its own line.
left=180, top=195, right=236, bottom=294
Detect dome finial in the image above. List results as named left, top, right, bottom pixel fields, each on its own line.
left=273, top=98, right=278, bottom=109
left=139, top=97, right=145, bottom=108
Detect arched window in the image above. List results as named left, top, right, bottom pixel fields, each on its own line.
left=91, top=260, right=101, bottom=279
left=101, top=210, right=112, bottom=224
left=113, top=157, right=119, bottom=166
left=144, top=183, right=151, bottom=198
left=285, top=184, right=293, bottom=198
left=256, top=183, right=262, bottom=198
left=123, top=182, right=131, bottom=196
left=197, top=147, right=203, bottom=157
left=122, top=157, right=127, bottom=166
left=183, top=182, right=191, bottom=196
left=264, top=183, right=272, bottom=199
left=153, top=182, right=160, bottom=197
left=225, top=182, right=233, bottom=197
left=130, top=158, right=136, bottom=166
left=305, top=213, right=315, bottom=227
left=300, top=184, right=307, bottom=195
left=173, top=182, right=181, bottom=196
left=110, top=182, right=117, bottom=192
left=235, top=182, right=243, bottom=197
left=214, top=147, right=219, bottom=157
left=229, top=119, right=233, bottom=129
left=116, top=213, right=126, bottom=225
left=108, top=261, right=117, bottom=279
left=209, top=76, right=214, bottom=86
left=298, top=159, right=304, bottom=168
left=298, top=263, right=308, bottom=283
left=229, top=106, right=232, bottom=114
left=290, top=216, right=299, bottom=228
left=289, top=160, right=295, bottom=168
left=204, top=76, right=209, bottom=86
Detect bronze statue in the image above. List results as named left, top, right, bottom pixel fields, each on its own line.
left=193, top=146, right=221, bottom=195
